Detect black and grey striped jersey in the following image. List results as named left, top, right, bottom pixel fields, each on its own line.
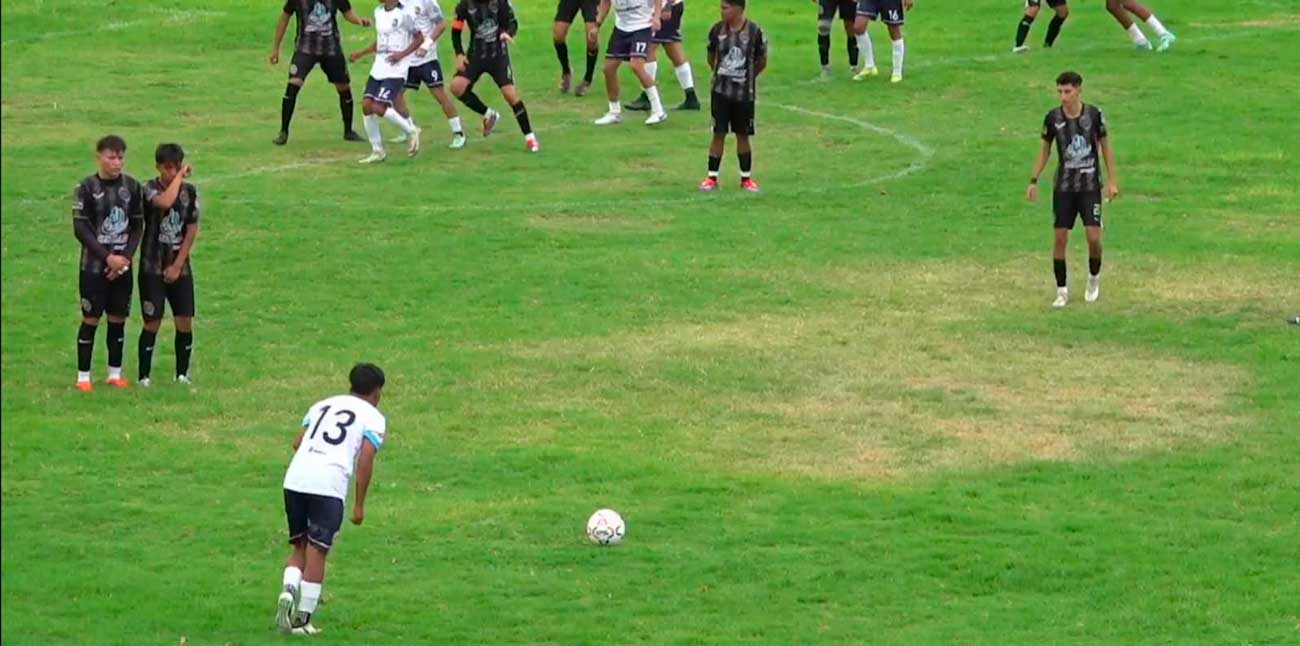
left=707, top=19, right=767, bottom=102
left=1042, top=103, right=1108, bottom=193
left=72, top=174, right=144, bottom=274
left=283, top=0, right=352, bottom=57
left=454, top=0, right=518, bottom=60
left=141, top=179, right=201, bottom=277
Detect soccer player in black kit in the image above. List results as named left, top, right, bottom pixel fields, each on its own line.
left=1013, top=0, right=1070, bottom=53
left=450, top=0, right=539, bottom=152
left=1027, top=72, right=1119, bottom=308
left=698, top=0, right=766, bottom=193
left=270, top=0, right=373, bottom=145
left=138, top=144, right=201, bottom=387
left=553, top=0, right=602, bottom=96
left=72, top=136, right=144, bottom=391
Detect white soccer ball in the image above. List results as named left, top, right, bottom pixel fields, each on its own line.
left=586, top=509, right=626, bottom=546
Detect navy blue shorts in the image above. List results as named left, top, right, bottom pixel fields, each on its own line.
left=364, top=76, right=405, bottom=105
left=405, top=60, right=446, bottom=89
left=284, top=489, right=345, bottom=553
left=857, top=0, right=905, bottom=24
left=652, top=4, right=684, bottom=44
left=607, top=27, right=652, bottom=59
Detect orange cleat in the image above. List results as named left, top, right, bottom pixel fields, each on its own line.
left=106, top=377, right=129, bottom=388
left=698, top=177, right=719, bottom=192
left=75, top=380, right=93, bottom=392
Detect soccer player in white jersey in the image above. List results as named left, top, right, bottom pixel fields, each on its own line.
left=348, top=0, right=426, bottom=163
left=624, top=0, right=701, bottom=112
left=1104, top=0, right=1175, bottom=52
left=274, top=363, right=388, bottom=636
left=593, top=0, right=668, bottom=126
left=390, top=0, right=468, bottom=149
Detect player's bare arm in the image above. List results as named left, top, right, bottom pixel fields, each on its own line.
left=596, top=0, right=611, bottom=28
left=388, top=32, right=426, bottom=64
left=351, top=441, right=378, bottom=525
left=150, top=164, right=192, bottom=210
left=451, top=19, right=467, bottom=70
left=1100, top=136, right=1119, bottom=200
left=165, top=222, right=199, bottom=284
left=755, top=47, right=768, bottom=76
left=651, top=0, right=664, bottom=32
left=350, top=42, right=377, bottom=63
left=270, top=11, right=291, bottom=64
left=1028, top=139, right=1052, bottom=201
left=343, top=9, right=372, bottom=27
left=292, top=426, right=306, bottom=450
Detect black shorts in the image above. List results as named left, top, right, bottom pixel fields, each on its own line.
left=364, top=76, right=405, bottom=104
left=289, top=51, right=350, bottom=84
left=1053, top=190, right=1103, bottom=229
left=284, top=489, right=345, bottom=553
left=1027, top=0, right=1068, bottom=7
left=607, top=27, right=652, bottom=59
left=555, top=0, right=598, bottom=23
left=820, top=0, right=857, bottom=21
left=80, top=269, right=133, bottom=318
left=138, top=272, right=196, bottom=321
left=652, top=3, right=685, bottom=43
left=857, top=0, right=906, bottom=24
left=456, top=55, right=514, bottom=87
left=405, top=60, right=446, bottom=89
left=711, top=93, right=756, bottom=136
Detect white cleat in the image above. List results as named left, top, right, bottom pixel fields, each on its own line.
left=593, top=111, right=623, bottom=126
left=389, top=132, right=409, bottom=143
left=819, top=66, right=833, bottom=81
left=644, top=110, right=667, bottom=126
left=290, top=622, right=321, bottom=636
left=449, top=133, right=467, bottom=149
left=1052, top=288, right=1069, bottom=308
left=1135, top=40, right=1153, bottom=51
left=890, top=72, right=903, bottom=83
left=275, top=591, right=295, bottom=632
left=1156, top=32, right=1176, bottom=52
left=526, top=136, right=540, bottom=153
left=406, top=128, right=422, bottom=157
left=358, top=151, right=387, bottom=164
left=138, top=377, right=152, bottom=388
left=1085, top=276, right=1101, bottom=303
left=175, top=374, right=192, bottom=385
left=1012, top=45, right=1029, bottom=53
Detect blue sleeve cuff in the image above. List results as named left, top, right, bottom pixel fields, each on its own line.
left=363, top=430, right=383, bottom=451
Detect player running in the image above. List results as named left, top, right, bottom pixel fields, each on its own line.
left=391, top=0, right=468, bottom=150
left=1104, top=0, right=1175, bottom=51
left=698, top=0, right=766, bottom=193
left=72, top=135, right=144, bottom=391
left=274, top=363, right=389, bottom=636
left=593, top=0, right=668, bottom=126
left=814, top=0, right=860, bottom=79
left=271, top=0, right=373, bottom=145
left=624, top=0, right=700, bottom=112
left=1013, top=0, right=1070, bottom=53
left=137, top=144, right=200, bottom=387
left=1027, top=71, right=1118, bottom=308
left=553, top=0, right=602, bottom=95
left=349, top=0, right=426, bottom=163
left=450, top=0, right=540, bottom=152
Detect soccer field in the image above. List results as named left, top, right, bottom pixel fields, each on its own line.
left=3, top=0, right=1299, bottom=642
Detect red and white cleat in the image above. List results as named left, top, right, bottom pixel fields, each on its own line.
left=740, top=178, right=761, bottom=193
left=698, top=177, right=719, bottom=192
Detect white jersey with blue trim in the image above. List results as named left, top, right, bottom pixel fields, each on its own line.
left=283, top=394, right=387, bottom=501
left=408, top=0, right=446, bottom=65
left=370, top=3, right=420, bottom=79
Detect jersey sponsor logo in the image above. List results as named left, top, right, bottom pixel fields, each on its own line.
left=475, top=16, right=500, bottom=40
left=98, top=206, right=129, bottom=246
left=161, top=209, right=185, bottom=247
left=306, top=1, right=332, bottom=33
left=717, top=45, right=748, bottom=80
left=1064, top=134, right=1094, bottom=170
left=178, top=189, right=190, bottom=207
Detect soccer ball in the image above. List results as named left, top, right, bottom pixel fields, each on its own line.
left=586, top=509, right=626, bottom=546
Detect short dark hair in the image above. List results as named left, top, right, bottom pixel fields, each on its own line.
left=96, top=135, right=127, bottom=154
left=155, top=143, right=185, bottom=165
left=722, top=0, right=746, bottom=7
left=349, top=363, right=386, bottom=396
left=1056, top=71, right=1083, bottom=87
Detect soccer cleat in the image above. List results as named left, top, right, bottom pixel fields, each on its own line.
left=852, top=66, right=879, bottom=81
left=272, top=131, right=289, bottom=146
left=1288, top=315, right=1300, bottom=326
left=75, top=380, right=93, bottom=392
left=389, top=132, right=409, bottom=143
left=559, top=72, right=572, bottom=94
left=575, top=80, right=592, bottom=97
left=624, top=93, right=651, bottom=111
left=698, top=177, right=719, bottom=192
left=740, top=178, right=761, bottom=193
left=483, top=109, right=500, bottom=137
left=1085, top=276, right=1101, bottom=303
left=407, top=127, right=422, bottom=157
left=1135, top=40, right=1152, bottom=51
left=139, top=377, right=152, bottom=388
left=676, top=95, right=701, bottom=111
left=1012, top=45, right=1029, bottom=53
left=358, top=151, right=387, bottom=164
left=275, top=590, right=296, bottom=632
left=176, top=374, right=192, bottom=386
left=644, top=110, right=668, bottom=126
left=819, top=66, right=833, bottom=81
left=890, top=72, right=903, bottom=83
left=1052, top=288, right=1069, bottom=308
left=106, top=376, right=129, bottom=388
left=450, top=133, right=467, bottom=149
left=342, top=130, right=365, bottom=142
left=526, top=136, right=540, bottom=153
left=1156, top=32, right=1176, bottom=52
left=593, top=111, right=623, bottom=126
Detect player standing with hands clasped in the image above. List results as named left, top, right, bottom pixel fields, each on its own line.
left=1027, top=71, right=1118, bottom=308
left=698, top=0, right=766, bottom=193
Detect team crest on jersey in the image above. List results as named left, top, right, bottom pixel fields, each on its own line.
left=289, top=63, right=299, bottom=75
left=118, top=186, right=131, bottom=203
left=142, top=301, right=156, bottom=317
left=81, top=298, right=93, bottom=313
left=178, top=189, right=190, bottom=208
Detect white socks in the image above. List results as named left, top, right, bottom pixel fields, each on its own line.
left=282, top=566, right=303, bottom=591
left=108, top=366, right=122, bottom=380
left=1127, top=24, right=1150, bottom=46
left=607, top=100, right=621, bottom=115
left=645, top=61, right=658, bottom=84
left=857, top=32, right=875, bottom=68
left=891, top=38, right=905, bottom=76
left=449, top=116, right=462, bottom=134
left=299, top=581, right=322, bottom=615
left=364, top=114, right=383, bottom=151
left=382, top=109, right=417, bottom=134
left=77, top=371, right=91, bottom=383
left=1145, top=15, right=1170, bottom=37
left=646, top=85, right=664, bottom=114
left=674, top=62, right=694, bottom=90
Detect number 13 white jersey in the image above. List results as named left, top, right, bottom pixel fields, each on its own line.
left=283, top=394, right=388, bottom=501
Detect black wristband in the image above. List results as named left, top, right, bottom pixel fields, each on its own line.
left=1030, top=177, right=1038, bottom=185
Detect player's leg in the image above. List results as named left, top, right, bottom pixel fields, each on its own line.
left=454, top=63, right=503, bottom=136
left=554, top=16, right=575, bottom=93
left=430, top=73, right=467, bottom=149
left=137, top=272, right=165, bottom=386
left=1015, top=1, right=1042, bottom=52
left=277, top=490, right=310, bottom=632
left=663, top=43, right=699, bottom=109
left=76, top=273, right=106, bottom=390
left=701, top=96, right=729, bottom=191
left=359, top=89, right=389, bottom=162
left=625, top=45, right=657, bottom=111
left=843, top=10, right=861, bottom=72
left=1122, top=0, right=1174, bottom=50
left=595, top=45, right=625, bottom=124
left=274, top=53, right=315, bottom=145
left=499, top=81, right=539, bottom=152
left=1082, top=194, right=1104, bottom=302
left=103, top=272, right=132, bottom=387
left=169, top=276, right=196, bottom=382
left=378, top=82, right=420, bottom=156
left=1044, top=2, right=1069, bottom=48
left=1106, top=0, right=1151, bottom=49
left=291, top=494, right=343, bottom=635
left=816, top=1, right=834, bottom=78
left=627, top=31, right=665, bottom=123
left=389, top=65, right=423, bottom=144
left=851, top=11, right=878, bottom=80
left=884, top=4, right=905, bottom=83
left=323, top=55, right=362, bottom=141
left=736, top=101, right=759, bottom=191
left=1051, top=191, right=1077, bottom=307
left=579, top=20, right=600, bottom=96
